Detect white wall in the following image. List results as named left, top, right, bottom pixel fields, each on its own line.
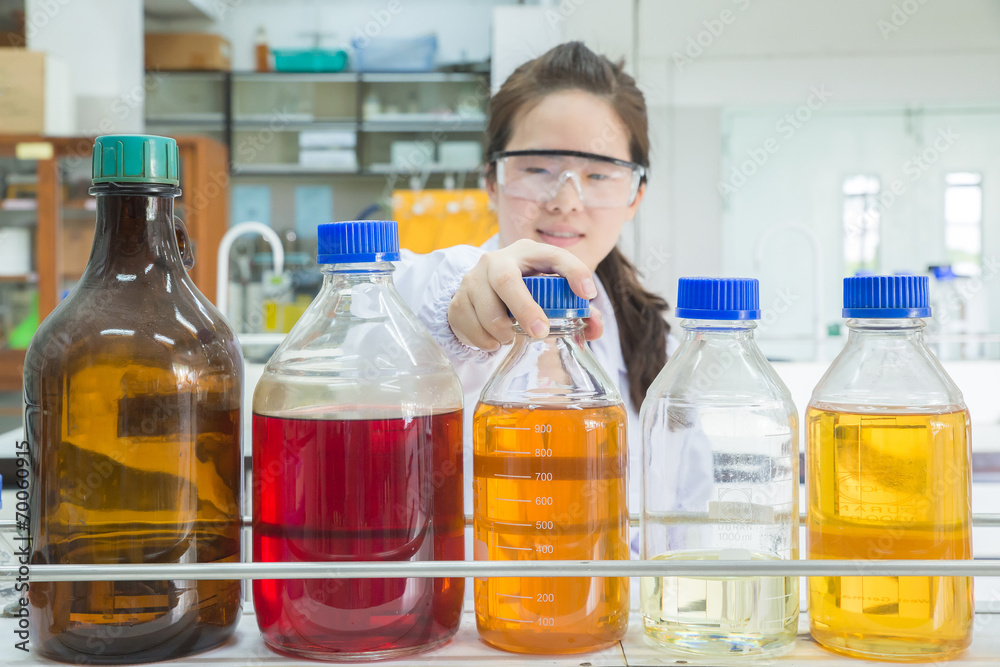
left=720, top=107, right=1000, bottom=360
left=26, top=0, right=145, bottom=134
left=634, top=0, right=1000, bottom=351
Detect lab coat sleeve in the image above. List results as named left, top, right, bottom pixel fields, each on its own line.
left=393, top=246, right=498, bottom=364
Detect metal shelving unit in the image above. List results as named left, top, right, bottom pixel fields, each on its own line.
left=144, top=69, right=490, bottom=177
left=360, top=118, right=486, bottom=133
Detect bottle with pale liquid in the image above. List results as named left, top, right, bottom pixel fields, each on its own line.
left=640, top=277, right=799, bottom=657
left=807, top=274, right=973, bottom=661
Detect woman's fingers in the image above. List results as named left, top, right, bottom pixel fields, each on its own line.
left=503, top=239, right=598, bottom=301
left=472, top=284, right=517, bottom=345
left=448, top=287, right=500, bottom=351
left=583, top=304, right=604, bottom=341
left=488, top=240, right=598, bottom=338
left=447, top=239, right=601, bottom=349
left=487, top=259, right=549, bottom=338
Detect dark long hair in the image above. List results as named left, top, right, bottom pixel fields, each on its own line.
left=486, top=41, right=670, bottom=408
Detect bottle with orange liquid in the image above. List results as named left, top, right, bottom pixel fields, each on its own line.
left=473, top=275, right=629, bottom=654
left=807, top=274, right=973, bottom=661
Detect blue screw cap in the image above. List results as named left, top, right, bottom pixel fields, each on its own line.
left=521, top=276, right=589, bottom=318
left=317, top=220, right=400, bottom=263
left=843, top=274, right=931, bottom=318
left=675, top=277, right=760, bottom=320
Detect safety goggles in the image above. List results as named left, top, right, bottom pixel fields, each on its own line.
left=491, top=150, right=646, bottom=208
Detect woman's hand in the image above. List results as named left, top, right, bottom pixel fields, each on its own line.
left=447, top=239, right=604, bottom=351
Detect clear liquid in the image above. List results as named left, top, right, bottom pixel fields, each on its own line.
left=807, top=406, right=973, bottom=661
left=641, top=549, right=798, bottom=656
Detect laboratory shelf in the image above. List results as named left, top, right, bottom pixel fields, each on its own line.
left=3, top=501, right=1000, bottom=664
left=0, top=274, right=36, bottom=283
left=230, top=119, right=358, bottom=131
left=361, top=72, right=488, bottom=84
left=360, top=117, right=486, bottom=133
left=4, top=607, right=1000, bottom=666
left=232, top=71, right=359, bottom=84
left=146, top=113, right=227, bottom=125
left=232, top=163, right=360, bottom=176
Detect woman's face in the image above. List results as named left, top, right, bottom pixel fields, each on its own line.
left=488, top=89, right=644, bottom=272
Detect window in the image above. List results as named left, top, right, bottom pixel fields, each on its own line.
left=843, top=175, right=881, bottom=275
left=944, top=172, right=983, bottom=276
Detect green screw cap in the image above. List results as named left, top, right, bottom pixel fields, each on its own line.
left=92, top=135, right=179, bottom=186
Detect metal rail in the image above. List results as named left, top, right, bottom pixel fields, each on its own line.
left=3, top=559, right=1000, bottom=583
left=5, top=514, right=998, bottom=583
left=4, top=513, right=1000, bottom=529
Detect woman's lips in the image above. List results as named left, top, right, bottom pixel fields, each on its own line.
left=537, top=229, right=584, bottom=248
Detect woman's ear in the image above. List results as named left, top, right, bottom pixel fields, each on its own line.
left=625, top=181, right=646, bottom=220
left=485, top=165, right=499, bottom=208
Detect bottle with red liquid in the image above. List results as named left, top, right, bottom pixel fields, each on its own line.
left=252, top=220, right=465, bottom=661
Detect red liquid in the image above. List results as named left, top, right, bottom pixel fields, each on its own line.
left=252, top=411, right=465, bottom=660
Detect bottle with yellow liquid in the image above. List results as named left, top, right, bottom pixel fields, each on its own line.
left=807, top=274, right=973, bottom=661
left=473, top=276, right=629, bottom=654
left=640, top=278, right=799, bottom=657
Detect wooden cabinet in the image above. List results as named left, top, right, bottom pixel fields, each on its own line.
left=176, top=135, right=230, bottom=303
left=0, top=134, right=229, bottom=391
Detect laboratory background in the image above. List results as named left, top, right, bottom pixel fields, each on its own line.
left=1, top=0, right=999, bottom=664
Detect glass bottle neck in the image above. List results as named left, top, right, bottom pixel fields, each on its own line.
left=511, top=318, right=587, bottom=347
left=321, top=262, right=396, bottom=286
left=845, top=317, right=926, bottom=343
left=89, top=190, right=185, bottom=278
left=680, top=318, right=758, bottom=341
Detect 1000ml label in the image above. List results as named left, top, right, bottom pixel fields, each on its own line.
left=13, top=439, right=32, bottom=653
left=717, top=522, right=754, bottom=545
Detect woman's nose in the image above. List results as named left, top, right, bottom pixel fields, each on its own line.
left=545, top=171, right=586, bottom=212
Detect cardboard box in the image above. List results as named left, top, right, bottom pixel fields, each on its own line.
left=0, top=49, right=73, bottom=135
left=145, top=33, right=231, bottom=71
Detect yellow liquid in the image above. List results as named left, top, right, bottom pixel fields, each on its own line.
left=27, top=358, right=242, bottom=662
left=472, top=402, right=629, bottom=654
left=806, top=406, right=973, bottom=661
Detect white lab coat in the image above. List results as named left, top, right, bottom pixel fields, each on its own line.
left=392, top=236, right=682, bottom=523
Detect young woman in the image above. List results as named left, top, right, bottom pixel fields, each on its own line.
left=394, top=41, right=684, bottom=515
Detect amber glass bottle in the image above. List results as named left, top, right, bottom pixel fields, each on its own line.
left=23, top=135, right=243, bottom=664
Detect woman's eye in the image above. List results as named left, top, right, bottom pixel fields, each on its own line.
left=523, top=167, right=550, bottom=175
left=587, top=173, right=610, bottom=181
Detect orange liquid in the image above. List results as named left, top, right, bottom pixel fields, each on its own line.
left=806, top=407, right=973, bottom=661
left=472, top=402, right=629, bottom=654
